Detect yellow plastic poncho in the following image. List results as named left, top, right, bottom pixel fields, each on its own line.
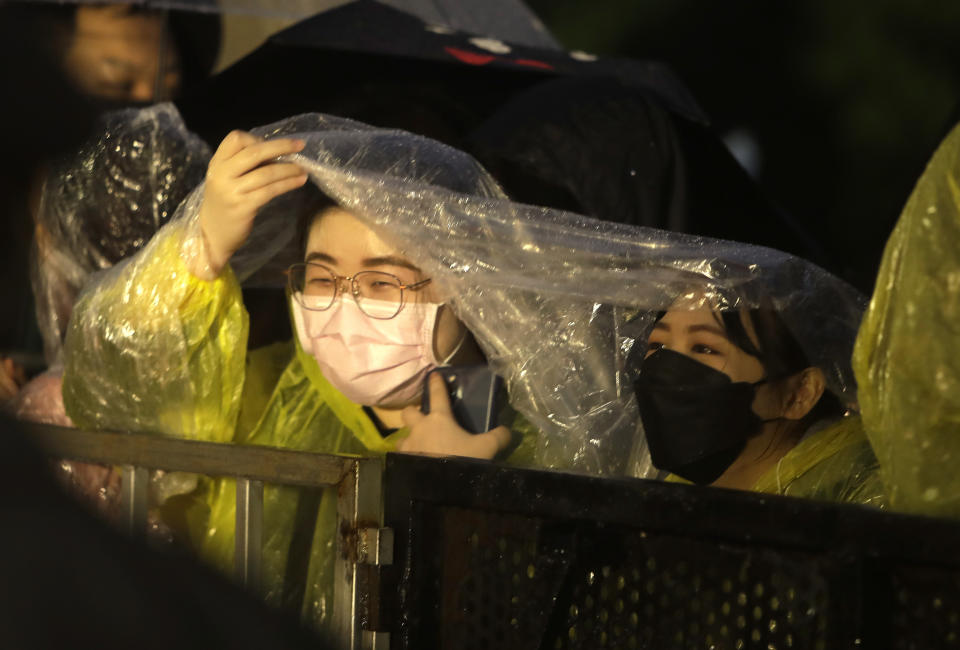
left=740, top=123, right=960, bottom=515
left=751, top=416, right=885, bottom=507
left=662, top=415, right=886, bottom=506
left=62, top=214, right=537, bottom=625
left=852, top=122, right=960, bottom=519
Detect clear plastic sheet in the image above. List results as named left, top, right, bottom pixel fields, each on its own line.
left=24, top=104, right=207, bottom=536
left=60, top=109, right=867, bottom=628
left=63, top=111, right=866, bottom=478
left=33, top=103, right=210, bottom=365
left=853, top=122, right=960, bottom=519
left=265, top=115, right=867, bottom=476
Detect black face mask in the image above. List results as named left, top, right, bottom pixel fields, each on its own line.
left=633, top=349, right=769, bottom=485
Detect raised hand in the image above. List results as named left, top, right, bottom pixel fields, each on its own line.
left=198, top=131, right=307, bottom=274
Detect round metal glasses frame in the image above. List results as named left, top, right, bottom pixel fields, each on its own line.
left=285, top=262, right=432, bottom=320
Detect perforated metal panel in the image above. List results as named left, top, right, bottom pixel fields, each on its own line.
left=433, top=509, right=563, bottom=649
left=381, top=454, right=960, bottom=650
left=890, top=567, right=960, bottom=649
left=431, top=508, right=830, bottom=650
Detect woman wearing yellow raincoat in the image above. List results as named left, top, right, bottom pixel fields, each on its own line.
left=853, top=122, right=960, bottom=520
left=631, top=297, right=883, bottom=505
left=61, top=111, right=542, bottom=626
left=630, top=122, right=960, bottom=519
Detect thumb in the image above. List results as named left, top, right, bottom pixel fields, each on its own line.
left=477, top=426, right=513, bottom=459
left=488, top=425, right=513, bottom=451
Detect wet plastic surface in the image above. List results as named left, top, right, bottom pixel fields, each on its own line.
left=63, top=109, right=865, bottom=481
left=854, top=122, right=960, bottom=519
left=33, top=103, right=209, bottom=365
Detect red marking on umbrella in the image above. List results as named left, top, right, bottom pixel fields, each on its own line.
left=513, top=58, right=554, bottom=70
left=444, top=46, right=495, bottom=66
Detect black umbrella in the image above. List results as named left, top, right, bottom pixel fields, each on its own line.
left=176, top=0, right=707, bottom=140
left=176, top=0, right=832, bottom=268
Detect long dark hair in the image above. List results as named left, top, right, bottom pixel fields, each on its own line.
left=715, top=307, right=846, bottom=429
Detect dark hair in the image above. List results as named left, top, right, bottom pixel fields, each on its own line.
left=716, top=308, right=846, bottom=428
left=294, top=183, right=339, bottom=257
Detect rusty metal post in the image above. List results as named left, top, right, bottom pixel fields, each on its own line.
left=333, top=457, right=388, bottom=649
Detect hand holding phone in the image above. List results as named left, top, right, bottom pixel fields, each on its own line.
left=420, top=365, right=507, bottom=434
left=397, top=367, right=512, bottom=459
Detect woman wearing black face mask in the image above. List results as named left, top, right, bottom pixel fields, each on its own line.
left=633, top=303, right=882, bottom=503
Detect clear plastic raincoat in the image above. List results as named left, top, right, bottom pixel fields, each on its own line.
left=62, top=109, right=871, bottom=626
left=19, top=104, right=210, bottom=532
left=33, top=103, right=211, bottom=367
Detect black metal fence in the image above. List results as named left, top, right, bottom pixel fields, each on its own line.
left=379, top=454, right=960, bottom=650
left=28, top=423, right=960, bottom=649
left=25, top=423, right=382, bottom=649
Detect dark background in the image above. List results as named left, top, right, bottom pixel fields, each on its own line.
left=526, top=0, right=960, bottom=292
left=4, top=0, right=959, bottom=356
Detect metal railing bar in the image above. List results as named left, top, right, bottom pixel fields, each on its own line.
left=24, top=422, right=356, bottom=488
left=121, top=465, right=149, bottom=538
left=235, top=478, right=264, bottom=592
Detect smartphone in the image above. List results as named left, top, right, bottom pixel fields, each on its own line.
left=421, top=365, right=508, bottom=434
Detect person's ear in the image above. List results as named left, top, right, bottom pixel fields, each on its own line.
left=782, top=367, right=826, bottom=420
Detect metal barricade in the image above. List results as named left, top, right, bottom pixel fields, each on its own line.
left=27, top=423, right=960, bottom=649
left=25, top=422, right=389, bottom=650
left=379, top=454, right=960, bottom=650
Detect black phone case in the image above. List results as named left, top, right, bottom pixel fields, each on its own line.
left=420, top=365, right=507, bottom=434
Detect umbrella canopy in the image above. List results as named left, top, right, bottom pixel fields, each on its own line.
left=176, top=0, right=831, bottom=268
left=176, top=0, right=707, bottom=143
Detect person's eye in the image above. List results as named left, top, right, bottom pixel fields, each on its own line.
left=646, top=341, right=664, bottom=354
left=308, top=277, right=334, bottom=286
left=691, top=344, right=719, bottom=355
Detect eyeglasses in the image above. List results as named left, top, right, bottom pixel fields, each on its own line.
left=286, top=262, right=432, bottom=320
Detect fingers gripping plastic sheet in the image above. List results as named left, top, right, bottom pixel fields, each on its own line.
left=34, top=103, right=210, bottom=365
left=65, top=111, right=865, bottom=477
left=853, top=122, right=960, bottom=518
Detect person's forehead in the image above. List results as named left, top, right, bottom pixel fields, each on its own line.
left=73, top=10, right=174, bottom=65
left=659, top=308, right=722, bottom=329
left=75, top=6, right=166, bottom=35
left=306, top=207, right=405, bottom=260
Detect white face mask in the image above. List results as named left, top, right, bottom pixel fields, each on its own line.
left=292, top=294, right=461, bottom=407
